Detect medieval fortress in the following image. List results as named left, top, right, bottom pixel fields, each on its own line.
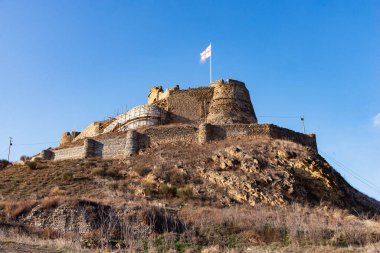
left=38, top=79, right=317, bottom=160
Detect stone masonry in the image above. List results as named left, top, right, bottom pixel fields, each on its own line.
left=44, top=123, right=317, bottom=161
left=40, top=78, right=317, bottom=161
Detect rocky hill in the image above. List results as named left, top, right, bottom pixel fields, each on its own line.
left=0, top=137, right=379, bottom=252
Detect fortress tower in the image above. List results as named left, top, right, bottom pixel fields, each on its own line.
left=147, top=79, right=257, bottom=125
left=207, top=79, right=257, bottom=124
left=59, top=79, right=259, bottom=146
left=41, top=78, right=317, bottom=161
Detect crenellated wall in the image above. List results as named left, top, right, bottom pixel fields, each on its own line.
left=42, top=124, right=317, bottom=161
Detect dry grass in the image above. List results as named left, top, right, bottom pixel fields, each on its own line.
left=0, top=198, right=379, bottom=252
left=0, top=230, right=88, bottom=253
left=180, top=204, right=380, bottom=248
left=0, top=159, right=122, bottom=201
left=0, top=199, right=38, bottom=219
left=0, top=138, right=379, bottom=251
left=40, top=196, right=68, bottom=209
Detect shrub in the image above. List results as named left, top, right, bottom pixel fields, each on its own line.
left=92, top=167, right=106, bottom=177
left=92, top=167, right=121, bottom=179
left=80, top=160, right=98, bottom=168
left=167, top=169, right=185, bottom=185
left=4, top=200, right=37, bottom=219
left=177, top=186, right=193, bottom=199
left=25, top=161, right=38, bottom=170
left=19, top=155, right=29, bottom=161
left=159, top=184, right=177, bottom=198
left=49, top=186, right=63, bottom=196
left=62, top=171, right=74, bottom=180
left=41, top=197, right=65, bottom=209
left=41, top=227, right=59, bottom=239
left=108, top=181, right=119, bottom=190
left=32, top=157, right=42, bottom=162
left=0, top=159, right=9, bottom=169
left=105, top=168, right=121, bottom=179
left=135, top=167, right=152, bottom=177
left=143, top=181, right=156, bottom=196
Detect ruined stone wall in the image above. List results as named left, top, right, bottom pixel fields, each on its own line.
left=148, top=85, right=179, bottom=105
left=44, top=123, right=317, bottom=161
left=59, top=132, right=81, bottom=147
left=53, top=146, right=84, bottom=160
left=269, top=125, right=317, bottom=151
left=208, top=124, right=271, bottom=140
left=156, top=87, right=214, bottom=124
left=96, top=137, right=126, bottom=159
left=73, top=122, right=101, bottom=142
left=139, top=125, right=198, bottom=148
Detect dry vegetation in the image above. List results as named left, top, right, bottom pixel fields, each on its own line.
left=0, top=200, right=379, bottom=252
left=0, top=138, right=380, bottom=252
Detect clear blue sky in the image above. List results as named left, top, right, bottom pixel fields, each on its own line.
left=1, top=0, right=379, bottom=200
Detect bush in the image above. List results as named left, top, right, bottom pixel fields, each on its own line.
left=91, top=167, right=121, bottom=179
left=159, top=184, right=177, bottom=198
left=167, top=169, right=185, bottom=185
left=25, top=161, right=38, bottom=170
left=41, top=197, right=65, bottom=209
left=62, top=171, right=74, bottom=180
left=91, top=167, right=105, bottom=177
left=19, top=155, right=29, bottom=161
left=135, top=167, right=152, bottom=177
left=143, top=181, right=156, bottom=196
left=177, top=186, right=193, bottom=199
left=49, top=186, right=64, bottom=196
left=0, top=159, right=9, bottom=169
left=108, top=181, right=119, bottom=190
left=4, top=200, right=37, bottom=219
left=105, top=168, right=121, bottom=179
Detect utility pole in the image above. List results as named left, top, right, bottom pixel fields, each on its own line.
left=7, top=137, right=12, bottom=162
left=301, top=115, right=306, bottom=134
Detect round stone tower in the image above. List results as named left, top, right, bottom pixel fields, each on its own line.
left=207, top=79, right=257, bottom=124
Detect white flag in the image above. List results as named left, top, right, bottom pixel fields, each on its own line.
left=200, top=44, right=211, bottom=62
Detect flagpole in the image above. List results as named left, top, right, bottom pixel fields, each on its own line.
left=209, top=42, right=212, bottom=84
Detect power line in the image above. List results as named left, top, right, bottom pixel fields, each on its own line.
left=258, top=115, right=299, bottom=119
left=323, top=151, right=380, bottom=192
left=0, top=147, right=9, bottom=157
left=12, top=141, right=58, bottom=146
left=320, top=150, right=380, bottom=194
left=321, top=150, right=380, bottom=191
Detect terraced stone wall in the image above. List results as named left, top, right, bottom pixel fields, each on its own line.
left=139, top=125, right=198, bottom=148
left=53, top=146, right=84, bottom=160
left=43, top=124, right=317, bottom=161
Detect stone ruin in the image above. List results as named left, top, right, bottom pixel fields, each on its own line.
left=38, top=79, right=317, bottom=161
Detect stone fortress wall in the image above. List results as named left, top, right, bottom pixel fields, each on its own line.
left=149, top=79, right=257, bottom=125
left=43, top=123, right=317, bottom=161
left=45, top=78, right=317, bottom=161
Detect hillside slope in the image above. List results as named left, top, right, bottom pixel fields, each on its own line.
left=0, top=137, right=379, bottom=252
